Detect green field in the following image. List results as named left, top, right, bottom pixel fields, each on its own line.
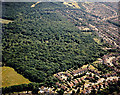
left=1, top=66, right=31, bottom=87
left=0, top=18, right=13, bottom=24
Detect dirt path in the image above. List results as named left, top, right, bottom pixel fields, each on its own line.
left=31, top=1, right=41, bottom=8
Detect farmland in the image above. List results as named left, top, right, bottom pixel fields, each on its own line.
left=1, top=66, right=30, bottom=87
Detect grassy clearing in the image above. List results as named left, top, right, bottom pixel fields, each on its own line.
left=0, top=18, right=13, bottom=24
left=93, top=60, right=100, bottom=64
left=93, top=38, right=101, bottom=44
left=1, top=66, right=31, bottom=87
left=31, top=2, right=40, bottom=8
left=82, top=32, right=92, bottom=35
left=85, top=2, right=92, bottom=4
left=89, top=65, right=96, bottom=70
left=81, top=64, right=88, bottom=69
left=63, top=2, right=80, bottom=9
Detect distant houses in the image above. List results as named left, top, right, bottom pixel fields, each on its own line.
left=102, top=72, right=117, bottom=78
left=88, top=68, right=100, bottom=75
left=72, top=68, right=87, bottom=76
left=102, top=54, right=120, bottom=73
left=39, top=53, right=120, bottom=94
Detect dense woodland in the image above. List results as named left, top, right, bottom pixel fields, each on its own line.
left=2, top=2, right=106, bottom=91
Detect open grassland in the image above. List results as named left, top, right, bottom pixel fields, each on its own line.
left=81, top=64, right=88, bottom=69
left=1, top=66, right=31, bottom=87
left=0, top=18, right=13, bottom=24
left=93, top=38, right=101, bottom=44
left=31, top=1, right=40, bottom=8
left=63, top=2, right=80, bottom=9
left=82, top=32, right=92, bottom=35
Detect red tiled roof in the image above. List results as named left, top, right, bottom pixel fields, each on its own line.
left=56, top=82, right=60, bottom=86
left=61, top=86, right=67, bottom=90
left=72, top=68, right=87, bottom=74
left=74, top=79, right=78, bottom=84
left=92, top=85, right=96, bottom=89
left=82, top=90, right=86, bottom=94
left=66, top=73, right=71, bottom=77
left=81, top=77, right=84, bottom=81
left=78, top=78, right=81, bottom=83
left=41, top=86, right=44, bottom=89
left=69, top=82, right=74, bottom=88
left=105, top=82, right=108, bottom=86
